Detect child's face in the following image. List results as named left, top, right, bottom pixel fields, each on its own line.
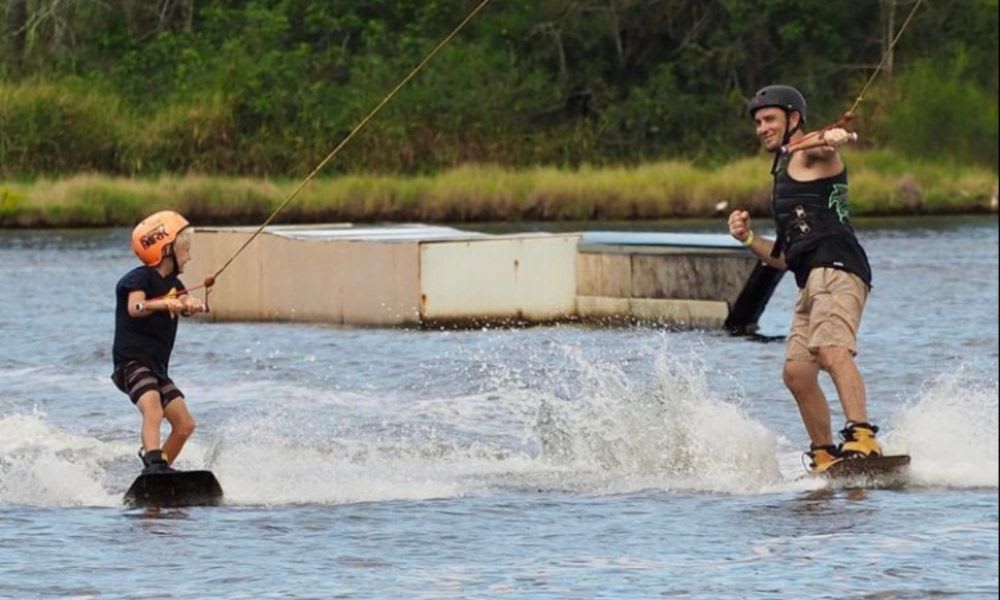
left=173, top=238, right=192, bottom=274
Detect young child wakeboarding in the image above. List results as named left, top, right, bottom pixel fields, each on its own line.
left=112, top=210, right=206, bottom=474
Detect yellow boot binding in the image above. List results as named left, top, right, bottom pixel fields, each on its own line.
left=805, top=444, right=843, bottom=474
left=838, top=422, right=883, bottom=459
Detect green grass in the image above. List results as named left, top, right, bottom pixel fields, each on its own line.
left=1, top=151, right=996, bottom=228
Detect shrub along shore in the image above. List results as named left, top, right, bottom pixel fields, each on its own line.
left=1, top=151, right=996, bottom=228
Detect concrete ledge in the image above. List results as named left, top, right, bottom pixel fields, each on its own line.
left=630, top=254, right=756, bottom=303
left=420, top=234, right=579, bottom=322
left=188, top=225, right=580, bottom=326
left=576, top=296, right=730, bottom=328
left=629, top=298, right=730, bottom=328
left=579, top=232, right=745, bottom=255
left=576, top=295, right=631, bottom=318
left=190, top=229, right=422, bottom=325
left=186, top=224, right=762, bottom=329
left=576, top=253, right=631, bottom=297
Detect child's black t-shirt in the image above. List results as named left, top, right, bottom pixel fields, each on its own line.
left=112, top=266, right=186, bottom=377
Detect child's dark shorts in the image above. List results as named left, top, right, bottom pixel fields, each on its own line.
left=111, top=361, right=184, bottom=407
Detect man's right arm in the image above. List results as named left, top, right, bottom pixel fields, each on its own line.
left=727, top=210, right=787, bottom=270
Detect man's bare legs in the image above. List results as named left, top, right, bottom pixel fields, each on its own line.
left=783, top=359, right=834, bottom=446
left=784, top=347, right=869, bottom=447
left=816, top=346, right=867, bottom=424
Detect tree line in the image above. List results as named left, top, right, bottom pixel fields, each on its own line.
left=1, top=0, right=997, bottom=177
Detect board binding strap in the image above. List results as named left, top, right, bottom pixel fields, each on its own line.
left=824, top=454, right=911, bottom=479
left=123, top=470, right=224, bottom=508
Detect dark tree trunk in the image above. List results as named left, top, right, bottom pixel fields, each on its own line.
left=6, top=0, right=28, bottom=74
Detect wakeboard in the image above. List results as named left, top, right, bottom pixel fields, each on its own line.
left=825, top=454, right=911, bottom=479
left=123, top=470, right=223, bottom=508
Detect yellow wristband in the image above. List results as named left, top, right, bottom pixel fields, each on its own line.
left=741, top=230, right=755, bottom=247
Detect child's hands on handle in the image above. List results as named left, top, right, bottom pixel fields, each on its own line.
left=180, top=295, right=207, bottom=316
left=163, top=298, right=186, bottom=318
left=728, top=210, right=752, bottom=244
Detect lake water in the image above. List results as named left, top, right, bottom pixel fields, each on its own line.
left=1, top=217, right=997, bottom=599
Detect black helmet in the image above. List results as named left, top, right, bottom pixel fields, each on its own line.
left=748, top=85, right=807, bottom=124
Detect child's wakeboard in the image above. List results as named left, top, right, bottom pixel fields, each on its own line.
left=825, top=454, right=911, bottom=479
left=124, top=470, right=223, bottom=508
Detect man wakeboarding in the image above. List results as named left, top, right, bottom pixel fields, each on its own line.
left=727, top=85, right=900, bottom=476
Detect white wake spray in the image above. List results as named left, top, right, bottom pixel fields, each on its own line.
left=531, top=344, right=782, bottom=493
left=6, top=354, right=994, bottom=508
left=886, top=368, right=999, bottom=488
left=0, top=411, right=121, bottom=507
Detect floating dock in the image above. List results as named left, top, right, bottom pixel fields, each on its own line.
left=576, top=232, right=763, bottom=328
left=186, top=224, right=780, bottom=330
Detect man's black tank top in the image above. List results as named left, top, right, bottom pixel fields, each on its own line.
left=770, top=158, right=872, bottom=289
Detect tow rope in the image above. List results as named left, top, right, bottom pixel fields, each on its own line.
left=182, top=0, right=494, bottom=307
left=781, top=0, right=924, bottom=155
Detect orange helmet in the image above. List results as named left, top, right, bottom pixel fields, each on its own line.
left=131, top=210, right=190, bottom=266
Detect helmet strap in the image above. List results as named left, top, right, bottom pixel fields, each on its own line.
left=785, top=110, right=803, bottom=138
left=781, top=110, right=796, bottom=144
left=166, top=250, right=180, bottom=277
left=154, top=245, right=179, bottom=276
left=156, top=258, right=180, bottom=278
left=768, top=110, right=795, bottom=175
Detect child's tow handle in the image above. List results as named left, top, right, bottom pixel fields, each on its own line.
left=195, top=275, right=215, bottom=314
left=160, top=274, right=215, bottom=314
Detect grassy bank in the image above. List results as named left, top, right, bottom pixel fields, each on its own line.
left=1, top=151, right=996, bottom=228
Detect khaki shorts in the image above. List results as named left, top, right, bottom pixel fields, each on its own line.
left=786, top=267, right=868, bottom=362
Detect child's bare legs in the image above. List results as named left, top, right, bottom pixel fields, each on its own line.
left=162, top=398, right=196, bottom=465
left=136, top=393, right=195, bottom=465
left=135, top=390, right=165, bottom=452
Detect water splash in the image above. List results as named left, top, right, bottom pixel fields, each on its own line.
left=207, top=402, right=528, bottom=507
left=886, top=368, right=999, bottom=488
left=0, top=412, right=121, bottom=507
left=19, top=348, right=993, bottom=507
left=169, top=339, right=789, bottom=505
left=0, top=409, right=231, bottom=507
left=0, top=342, right=792, bottom=507
left=532, top=344, right=781, bottom=493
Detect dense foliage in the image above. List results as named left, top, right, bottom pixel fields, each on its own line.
left=1, top=0, right=997, bottom=176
